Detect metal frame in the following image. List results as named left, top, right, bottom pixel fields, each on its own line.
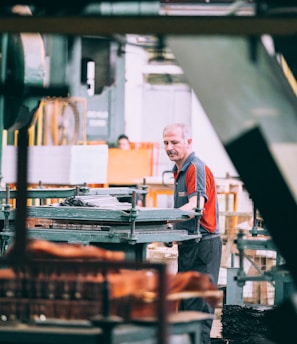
left=0, top=257, right=169, bottom=344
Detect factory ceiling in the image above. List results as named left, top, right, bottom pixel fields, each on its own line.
left=0, top=0, right=295, bottom=35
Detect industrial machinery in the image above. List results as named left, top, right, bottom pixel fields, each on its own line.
left=0, top=184, right=212, bottom=344
left=0, top=185, right=202, bottom=260
left=0, top=1, right=296, bottom=343
left=0, top=5, right=210, bottom=341
left=225, top=203, right=295, bottom=306
left=0, top=252, right=218, bottom=344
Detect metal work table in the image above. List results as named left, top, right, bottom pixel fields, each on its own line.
left=0, top=311, right=211, bottom=344
left=0, top=187, right=202, bottom=259
left=0, top=186, right=148, bottom=202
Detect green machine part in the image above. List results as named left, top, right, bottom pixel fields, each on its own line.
left=4, top=32, right=46, bottom=131
left=0, top=18, right=46, bottom=180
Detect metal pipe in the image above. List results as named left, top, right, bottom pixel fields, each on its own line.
left=142, top=177, right=148, bottom=207
left=236, top=229, right=246, bottom=287
left=129, top=190, right=138, bottom=241
left=3, top=184, right=10, bottom=230
left=250, top=199, right=258, bottom=236
left=12, top=128, right=29, bottom=263
left=84, top=1, right=160, bottom=16
left=194, top=190, right=202, bottom=242
left=157, top=263, right=168, bottom=344
left=0, top=34, right=8, bottom=185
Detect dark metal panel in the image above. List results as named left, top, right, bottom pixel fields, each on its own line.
left=44, top=35, right=67, bottom=85
left=226, top=126, right=297, bottom=284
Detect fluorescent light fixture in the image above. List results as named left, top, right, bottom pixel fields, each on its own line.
left=142, top=64, right=184, bottom=75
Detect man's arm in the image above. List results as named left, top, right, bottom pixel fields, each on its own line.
left=180, top=195, right=205, bottom=216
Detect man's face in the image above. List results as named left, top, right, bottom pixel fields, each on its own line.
left=118, top=138, right=130, bottom=150
left=163, top=127, right=191, bottom=164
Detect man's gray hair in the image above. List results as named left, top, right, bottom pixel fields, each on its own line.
left=163, top=123, right=192, bottom=140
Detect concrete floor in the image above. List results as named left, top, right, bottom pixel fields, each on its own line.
left=211, top=308, right=223, bottom=340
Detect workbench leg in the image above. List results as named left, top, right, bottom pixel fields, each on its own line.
left=189, top=326, right=202, bottom=344
left=0, top=234, right=12, bottom=256
left=226, top=268, right=244, bottom=305
left=134, top=243, right=147, bottom=262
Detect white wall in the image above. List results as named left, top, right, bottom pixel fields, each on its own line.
left=124, top=44, right=146, bottom=141
left=125, top=39, right=238, bottom=179
left=191, top=91, right=238, bottom=178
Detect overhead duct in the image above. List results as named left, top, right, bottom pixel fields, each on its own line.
left=84, top=1, right=160, bottom=15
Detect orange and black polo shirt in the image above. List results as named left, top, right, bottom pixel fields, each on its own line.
left=173, top=152, right=220, bottom=235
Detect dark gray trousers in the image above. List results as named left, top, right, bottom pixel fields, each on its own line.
left=178, top=235, right=222, bottom=344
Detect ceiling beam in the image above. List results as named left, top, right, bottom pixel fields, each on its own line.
left=0, top=16, right=296, bottom=35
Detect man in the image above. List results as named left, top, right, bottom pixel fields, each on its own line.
left=117, top=134, right=131, bottom=150
left=163, top=123, right=222, bottom=344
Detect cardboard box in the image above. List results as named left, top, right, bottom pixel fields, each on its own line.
left=107, top=148, right=151, bottom=185
left=2, top=145, right=108, bottom=185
